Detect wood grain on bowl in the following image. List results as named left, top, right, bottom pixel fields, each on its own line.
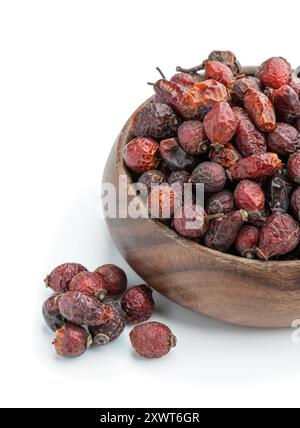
left=103, top=67, right=300, bottom=328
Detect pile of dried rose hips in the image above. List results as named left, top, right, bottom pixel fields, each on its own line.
left=123, top=51, right=300, bottom=261
left=42, top=263, right=176, bottom=359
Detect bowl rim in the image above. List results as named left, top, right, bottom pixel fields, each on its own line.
left=114, top=66, right=300, bottom=269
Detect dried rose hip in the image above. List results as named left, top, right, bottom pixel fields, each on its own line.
left=269, top=85, right=300, bottom=123
left=267, top=123, right=300, bottom=156
left=244, top=89, right=276, bottom=133
left=204, top=61, right=234, bottom=88
left=159, top=138, right=197, bottom=172
left=227, top=153, right=282, bottom=181
left=235, top=225, right=260, bottom=259
left=234, top=180, right=265, bottom=214
left=177, top=120, right=209, bottom=155
left=291, top=187, right=300, bottom=220
left=130, top=322, right=176, bottom=359
left=123, top=138, right=160, bottom=174
left=69, top=271, right=106, bottom=301
left=288, top=151, right=300, bottom=184
left=206, top=50, right=241, bottom=75
left=209, top=144, right=241, bottom=169
left=257, top=57, right=291, bottom=89
left=138, top=170, right=167, bottom=191
left=58, top=291, right=112, bottom=326
left=233, top=107, right=267, bottom=157
left=148, top=185, right=179, bottom=220
left=191, top=162, right=227, bottom=193
left=231, top=76, right=262, bottom=105
left=266, top=168, right=292, bottom=213
left=42, top=294, right=65, bottom=332
left=289, top=74, right=300, bottom=97
left=171, top=72, right=203, bottom=88
left=89, top=300, right=126, bottom=346
left=121, top=285, right=155, bottom=324
left=44, top=263, right=87, bottom=293
left=131, top=103, right=179, bottom=139
left=206, top=190, right=235, bottom=216
left=173, top=204, right=209, bottom=239
left=203, top=102, right=237, bottom=147
left=256, top=213, right=300, bottom=260
left=204, top=210, right=248, bottom=252
left=153, top=79, right=187, bottom=114
left=94, top=264, right=127, bottom=298
left=53, top=323, right=92, bottom=358
left=168, top=171, right=190, bottom=188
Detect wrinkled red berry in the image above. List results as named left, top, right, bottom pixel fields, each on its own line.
left=267, top=123, right=300, bottom=156
left=191, top=162, right=226, bottom=193
left=159, top=138, right=197, bottom=172
left=291, top=187, right=300, bottom=220
left=257, top=57, right=291, bottom=89
left=204, top=61, right=234, bottom=88
left=256, top=213, right=300, bottom=260
left=209, top=144, right=241, bottom=169
left=204, top=102, right=237, bottom=147
left=130, top=322, right=176, bottom=359
left=235, top=225, right=260, bottom=259
left=131, top=103, right=179, bottom=139
left=227, top=153, right=282, bottom=181
left=42, top=294, right=65, bottom=332
left=206, top=190, right=235, bottom=215
left=206, top=50, right=241, bottom=75
left=244, top=89, right=276, bottom=133
left=168, top=171, right=190, bottom=188
left=94, top=264, right=127, bottom=298
left=173, top=204, right=209, bottom=239
left=123, top=138, right=160, bottom=174
left=231, top=76, right=262, bottom=105
left=138, top=170, right=167, bottom=191
left=233, top=107, right=267, bottom=157
left=45, top=263, right=87, bottom=293
left=153, top=79, right=187, bottom=114
left=269, top=85, right=300, bottom=123
left=288, top=151, right=300, bottom=184
left=266, top=168, right=292, bottom=213
left=53, top=323, right=91, bottom=358
left=148, top=185, right=179, bottom=220
left=178, top=120, right=209, bottom=155
left=58, top=291, right=113, bottom=326
left=69, top=271, right=106, bottom=300
left=171, top=72, right=203, bottom=88
left=289, top=74, right=300, bottom=97
left=89, top=300, right=126, bottom=346
left=121, top=285, right=155, bottom=324
left=234, top=180, right=265, bottom=213
left=204, top=210, right=248, bottom=252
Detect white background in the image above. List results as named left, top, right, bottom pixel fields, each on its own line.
left=1, top=0, right=300, bottom=409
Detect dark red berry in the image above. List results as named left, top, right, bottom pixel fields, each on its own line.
left=173, top=204, right=209, bottom=239
left=159, top=138, right=197, bottom=172
left=191, top=162, right=227, bottom=193
left=168, top=171, right=190, bottom=188
left=58, top=291, right=113, bottom=327
left=204, top=61, right=234, bottom=88
left=203, top=102, right=237, bottom=147
left=269, top=85, right=300, bottom=123
left=267, top=123, right=300, bottom=156
left=204, top=210, right=248, bottom=252
left=121, top=285, right=155, bottom=324
left=138, top=170, right=167, bottom=192
left=69, top=271, right=106, bottom=301
left=244, top=89, right=276, bottom=133
left=131, top=103, right=179, bottom=139
left=289, top=74, right=300, bottom=97
left=266, top=168, right=292, bottom=213
left=231, top=76, right=262, bottom=105
left=234, top=180, right=265, bottom=214
left=130, top=322, right=176, bottom=359
left=206, top=50, right=241, bottom=75
left=171, top=72, right=203, bottom=88
left=257, top=57, right=291, bottom=89
left=206, top=190, right=235, bottom=216
left=44, top=263, right=87, bottom=293
left=42, top=294, right=65, bottom=332
left=153, top=79, right=187, bottom=115
left=148, top=185, right=179, bottom=220
left=233, top=107, right=267, bottom=157
left=53, top=323, right=92, bottom=358
left=288, top=151, right=300, bottom=184
left=177, top=120, right=209, bottom=155
left=209, top=144, right=241, bottom=169
left=256, top=213, right=300, bottom=260
left=291, top=187, right=300, bottom=220
left=123, top=138, right=161, bottom=174
left=89, top=300, right=126, bottom=346
left=235, top=225, right=260, bottom=259
left=227, top=153, right=282, bottom=181
left=94, top=264, right=127, bottom=298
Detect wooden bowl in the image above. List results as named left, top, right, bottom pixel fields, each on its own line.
left=103, top=67, right=300, bottom=328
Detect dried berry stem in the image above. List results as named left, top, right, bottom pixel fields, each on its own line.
left=156, top=67, right=166, bottom=80
left=207, top=213, right=225, bottom=221
left=176, top=65, right=204, bottom=74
